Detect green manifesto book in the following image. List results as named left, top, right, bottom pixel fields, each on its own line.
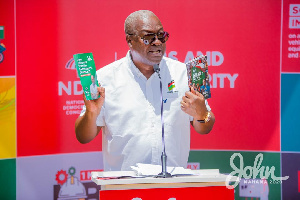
left=73, top=52, right=100, bottom=100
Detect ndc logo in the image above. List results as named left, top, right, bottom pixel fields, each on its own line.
left=58, top=58, right=81, bottom=96
left=168, top=80, right=175, bottom=91
left=65, top=58, right=76, bottom=70
left=289, top=4, right=300, bottom=29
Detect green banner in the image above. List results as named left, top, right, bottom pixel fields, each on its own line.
left=189, top=150, right=281, bottom=200
left=0, top=159, right=16, bottom=200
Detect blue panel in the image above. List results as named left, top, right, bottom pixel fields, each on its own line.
left=281, top=74, right=300, bottom=152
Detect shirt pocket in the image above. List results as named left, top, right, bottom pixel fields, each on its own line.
left=163, top=92, right=179, bottom=109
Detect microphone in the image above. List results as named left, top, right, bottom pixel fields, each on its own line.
left=153, top=64, right=160, bottom=78
left=154, top=64, right=172, bottom=178
left=153, top=64, right=159, bottom=72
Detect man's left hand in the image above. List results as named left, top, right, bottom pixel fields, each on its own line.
left=181, top=87, right=208, bottom=120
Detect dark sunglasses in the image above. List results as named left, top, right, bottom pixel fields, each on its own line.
left=128, top=31, right=169, bottom=45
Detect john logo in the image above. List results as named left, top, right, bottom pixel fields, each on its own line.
left=168, top=80, right=175, bottom=91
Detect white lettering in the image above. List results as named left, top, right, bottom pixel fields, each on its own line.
left=206, top=51, right=211, bottom=66
left=227, top=74, right=239, bottom=88
left=212, top=51, right=224, bottom=66
left=208, top=73, right=239, bottom=88
left=184, top=51, right=223, bottom=66
left=66, top=110, right=82, bottom=115
left=217, top=74, right=227, bottom=88
left=211, top=73, right=217, bottom=88
left=225, top=153, right=289, bottom=189
left=168, top=51, right=178, bottom=60
left=66, top=100, right=84, bottom=105
left=288, top=39, right=300, bottom=45
left=58, top=81, right=83, bottom=96
left=58, top=81, right=71, bottom=95
left=74, top=81, right=83, bottom=95
left=184, top=51, right=195, bottom=63
left=289, top=34, right=297, bottom=39
left=63, top=105, right=82, bottom=110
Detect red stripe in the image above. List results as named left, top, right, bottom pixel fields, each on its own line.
left=298, top=171, right=300, bottom=193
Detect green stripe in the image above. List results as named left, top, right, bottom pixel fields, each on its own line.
left=0, top=159, right=16, bottom=200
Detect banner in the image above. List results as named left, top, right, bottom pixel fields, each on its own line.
left=0, top=0, right=298, bottom=199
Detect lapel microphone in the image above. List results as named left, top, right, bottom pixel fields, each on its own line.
left=153, top=64, right=161, bottom=78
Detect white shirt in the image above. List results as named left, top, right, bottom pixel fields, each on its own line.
left=80, top=51, right=211, bottom=171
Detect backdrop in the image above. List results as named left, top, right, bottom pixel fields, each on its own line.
left=0, top=0, right=299, bottom=199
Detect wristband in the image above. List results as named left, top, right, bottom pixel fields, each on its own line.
left=197, top=112, right=211, bottom=123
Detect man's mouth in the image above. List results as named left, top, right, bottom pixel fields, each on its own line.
left=149, top=50, right=162, bottom=55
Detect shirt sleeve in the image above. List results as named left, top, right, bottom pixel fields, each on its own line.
left=80, top=105, right=105, bottom=127
left=189, top=99, right=211, bottom=121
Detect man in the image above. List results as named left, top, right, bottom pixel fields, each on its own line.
left=75, top=10, right=215, bottom=171
left=89, top=75, right=99, bottom=100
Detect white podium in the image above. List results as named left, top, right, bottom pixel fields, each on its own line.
left=92, top=169, right=238, bottom=200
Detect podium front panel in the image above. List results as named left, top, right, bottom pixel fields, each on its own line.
left=99, top=186, right=234, bottom=200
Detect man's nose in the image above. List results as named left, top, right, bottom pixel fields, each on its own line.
left=151, top=35, right=162, bottom=45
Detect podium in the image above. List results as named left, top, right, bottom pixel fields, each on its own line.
left=91, top=169, right=237, bottom=200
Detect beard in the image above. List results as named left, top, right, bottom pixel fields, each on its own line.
left=130, top=49, right=162, bottom=66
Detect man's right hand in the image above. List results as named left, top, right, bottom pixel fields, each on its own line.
left=75, top=86, right=105, bottom=144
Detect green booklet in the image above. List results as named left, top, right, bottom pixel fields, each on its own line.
left=73, top=52, right=100, bottom=100
left=186, top=55, right=211, bottom=99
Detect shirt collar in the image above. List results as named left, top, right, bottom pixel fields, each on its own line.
left=126, top=51, right=144, bottom=79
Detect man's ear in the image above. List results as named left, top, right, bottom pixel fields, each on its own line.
left=126, top=35, right=132, bottom=47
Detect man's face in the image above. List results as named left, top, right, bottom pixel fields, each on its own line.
left=129, top=15, right=167, bottom=67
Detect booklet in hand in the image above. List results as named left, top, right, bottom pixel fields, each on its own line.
left=73, top=52, right=100, bottom=100
left=186, top=55, right=211, bottom=99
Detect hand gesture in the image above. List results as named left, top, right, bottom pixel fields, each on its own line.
left=181, top=87, right=208, bottom=120
left=83, top=87, right=105, bottom=116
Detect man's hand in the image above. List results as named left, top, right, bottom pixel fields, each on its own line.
left=180, top=87, right=215, bottom=134
left=84, top=86, right=105, bottom=115
left=180, top=87, right=208, bottom=120
left=75, top=86, right=105, bottom=144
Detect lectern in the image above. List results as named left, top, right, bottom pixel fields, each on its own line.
left=91, top=169, right=237, bottom=200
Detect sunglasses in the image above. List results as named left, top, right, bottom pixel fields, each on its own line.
left=128, top=31, right=169, bottom=45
